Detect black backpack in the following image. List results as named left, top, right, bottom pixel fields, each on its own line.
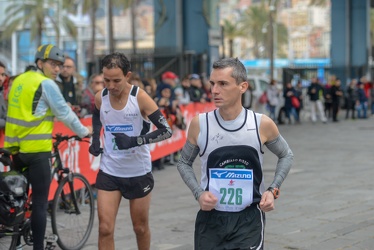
left=0, top=170, right=27, bottom=226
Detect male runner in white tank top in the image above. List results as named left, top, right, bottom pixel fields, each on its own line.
left=177, top=58, right=294, bottom=249
left=89, top=52, right=172, bottom=250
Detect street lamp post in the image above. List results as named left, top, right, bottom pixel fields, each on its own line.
left=262, top=11, right=277, bottom=80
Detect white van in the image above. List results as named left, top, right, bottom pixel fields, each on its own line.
left=242, top=75, right=285, bottom=122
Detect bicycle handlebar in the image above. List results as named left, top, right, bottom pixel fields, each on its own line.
left=52, top=133, right=90, bottom=148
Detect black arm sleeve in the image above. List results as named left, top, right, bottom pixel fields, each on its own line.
left=92, top=107, right=102, bottom=141
left=140, top=109, right=172, bottom=144
left=111, top=109, right=173, bottom=150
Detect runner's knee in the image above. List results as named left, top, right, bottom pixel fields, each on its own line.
left=99, top=221, right=114, bottom=237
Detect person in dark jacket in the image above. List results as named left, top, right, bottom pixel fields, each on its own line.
left=307, top=77, right=327, bottom=123
left=356, top=81, right=368, bottom=119
left=330, top=78, right=343, bottom=122
left=345, top=79, right=357, bottom=119
left=283, top=82, right=299, bottom=124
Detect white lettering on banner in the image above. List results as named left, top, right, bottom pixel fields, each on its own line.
left=60, top=139, right=81, bottom=174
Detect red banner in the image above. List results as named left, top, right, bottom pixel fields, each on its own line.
left=0, top=103, right=216, bottom=200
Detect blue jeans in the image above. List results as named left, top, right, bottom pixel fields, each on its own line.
left=357, top=102, right=367, bottom=118
left=268, top=105, right=276, bottom=121
left=286, top=107, right=299, bottom=122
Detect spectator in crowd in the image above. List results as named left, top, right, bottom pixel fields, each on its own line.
left=283, top=82, right=299, bottom=124
left=266, top=79, right=280, bottom=121
left=80, top=73, right=104, bottom=116
left=330, top=78, right=343, bottom=122
left=307, top=77, right=327, bottom=123
left=324, top=79, right=333, bottom=121
left=370, top=81, right=374, bottom=116
left=360, top=76, right=371, bottom=98
left=356, top=81, right=368, bottom=119
left=294, top=80, right=304, bottom=122
left=189, top=73, right=207, bottom=103
left=88, top=52, right=172, bottom=250
left=154, top=84, right=178, bottom=125
left=345, top=79, right=357, bottom=120
left=0, top=61, right=7, bottom=129
left=156, top=71, right=178, bottom=100
left=142, top=78, right=156, bottom=98
left=177, top=57, right=293, bottom=249
left=129, top=73, right=145, bottom=90
left=174, top=75, right=191, bottom=105
left=56, top=56, right=84, bottom=107
left=201, top=73, right=212, bottom=102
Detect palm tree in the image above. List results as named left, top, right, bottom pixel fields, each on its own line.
left=240, top=5, right=269, bottom=58
left=240, top=5, right=288, bottom=59
left=1, top=0, right=77, bottom=47
left=80, top=0, right=100, bottom=62
left=309, top=0, right=327, bottom=6
left=222, top=19, right=245, bottom=57
left=102, top=0, right=135, bottom=54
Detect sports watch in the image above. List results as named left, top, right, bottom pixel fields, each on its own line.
left=137, top=136, right=144, bottom=146
left=267, top=187, right=280, bottom=199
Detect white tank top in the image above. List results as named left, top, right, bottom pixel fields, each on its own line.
left=197, top=108, right=265, bottom=211
left=99, top=86, right=152, bottom=178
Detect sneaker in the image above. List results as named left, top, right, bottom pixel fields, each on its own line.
left=16, top=245, right=23, bottom=250
left=45, top=234, right=58, bottom=250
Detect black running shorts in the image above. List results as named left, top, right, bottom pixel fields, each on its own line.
left=95, top=170, right=154, bottom=200
left=194, top=204, right=265, bottom=250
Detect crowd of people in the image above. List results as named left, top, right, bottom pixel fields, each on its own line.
left=263, top=75, right=374, bottom=126
left=1, top=43, right=372, bottom=250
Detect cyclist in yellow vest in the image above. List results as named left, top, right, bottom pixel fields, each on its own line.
left=5, top=44, right=92, bottom=250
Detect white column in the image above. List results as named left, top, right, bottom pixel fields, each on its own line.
left=11, top=32, right=17, bottom=75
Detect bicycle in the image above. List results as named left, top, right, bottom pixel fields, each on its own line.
left=0, top=133, right=95, bottom=250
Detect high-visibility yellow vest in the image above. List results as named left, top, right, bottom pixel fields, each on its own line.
left=5, top=71, right=54, bottom=153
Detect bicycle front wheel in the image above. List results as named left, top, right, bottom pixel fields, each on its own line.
left=0, top=224, right=20, bottom=250
left=51, top=173, right=95, bottom=250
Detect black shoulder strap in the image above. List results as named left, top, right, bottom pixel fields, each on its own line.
left=130, top=86, right=138, bottom=97
left=253, top=111, right=264, bottom=154
left=199, top=112, right=209, bottom=157
left=102, top=88, right=108, bottom=96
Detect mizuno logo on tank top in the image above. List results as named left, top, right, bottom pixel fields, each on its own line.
left=105, top=125, right=133, bottom=132
left=211, top=169, right=253, bottom=180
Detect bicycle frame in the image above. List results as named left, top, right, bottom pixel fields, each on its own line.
left=0, top=133, right=94, bottom=250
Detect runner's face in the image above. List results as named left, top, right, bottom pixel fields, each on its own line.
left=209, top=67, right=244, bottom=108
left=103, top=67, right=130, bottom=97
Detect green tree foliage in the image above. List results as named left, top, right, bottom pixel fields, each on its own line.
left=222, top=19, right=245, bottom=57
left=1, top=0, right=77, bottom=46
left=309, top=0, right=327, bottom=6
left=240, top=5, right=288, bottom=59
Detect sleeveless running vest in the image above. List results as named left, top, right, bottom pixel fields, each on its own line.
left=197, top=108, right=265, bottom=212
left=100, top=86, right=152, bottom=178
left=5, top=71, right=54, bottom=153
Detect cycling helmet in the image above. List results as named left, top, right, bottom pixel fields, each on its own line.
left=0, top=171, right=27, bottom=226
left=34, top=44, right=65, bottom=64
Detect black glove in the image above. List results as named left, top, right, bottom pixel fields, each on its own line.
left=111, top=133, right=139, bottom=150
left=89, top=140, right=103, bottom=156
